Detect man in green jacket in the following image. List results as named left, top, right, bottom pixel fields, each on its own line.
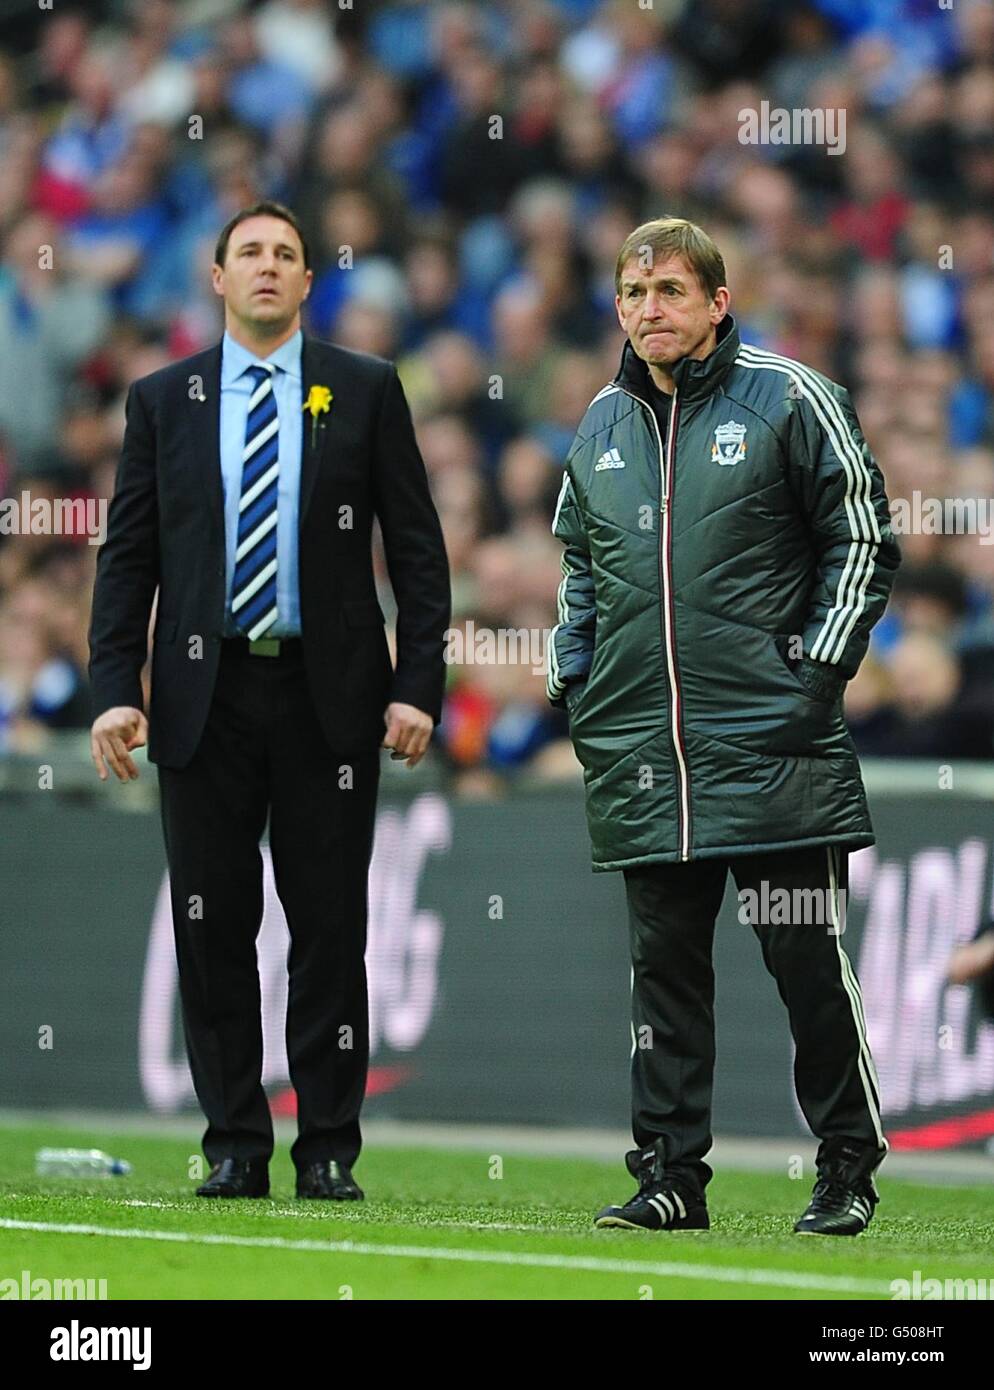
left=547, top=216, right=901, bottom=1235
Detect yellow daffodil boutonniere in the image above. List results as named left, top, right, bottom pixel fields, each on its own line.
left=303, top=384, right=333, bottom=447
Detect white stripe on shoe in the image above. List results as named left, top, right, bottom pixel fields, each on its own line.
left=648, top=1194, right=674, bottom=1225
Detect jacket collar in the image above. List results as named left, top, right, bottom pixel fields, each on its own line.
left=613, top=313, right=740, bottom=404
left=220, top=326, right=303, bottom=386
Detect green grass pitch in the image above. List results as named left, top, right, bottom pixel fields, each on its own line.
left=1, top=1120, right=992, bottom=1300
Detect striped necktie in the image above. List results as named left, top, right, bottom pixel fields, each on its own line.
left=232, top=362, right=280, bottom=639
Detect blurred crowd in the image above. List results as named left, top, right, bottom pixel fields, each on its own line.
left=1, top=0, right=994, bottom=782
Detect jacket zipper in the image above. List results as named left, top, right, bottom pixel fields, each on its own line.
left=615, top=383, right=691, bottom=861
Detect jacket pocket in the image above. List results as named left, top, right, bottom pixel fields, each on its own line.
left=760, top=633, right=843, bottom=755
left=770, top=633, right=835, bottom=704
left=564, top=679, right=593, bottom=771
left=565, top=678, right=589, bottom=718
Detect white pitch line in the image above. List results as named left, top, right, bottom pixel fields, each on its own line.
left=112, top=1199, right=566, bottom=1233
left=0, top=1219, right=891, bottom=1294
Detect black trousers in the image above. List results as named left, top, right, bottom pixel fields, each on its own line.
left=623, top=845, right=886, bottom=1197
left=157, top=639, right=380, bottom=1172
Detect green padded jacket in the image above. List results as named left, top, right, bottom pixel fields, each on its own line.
left=546, top=314, right=902, bottom=871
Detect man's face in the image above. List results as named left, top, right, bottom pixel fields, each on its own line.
left=615, top=252, right=726, bottom=368
left=212, top=215, right=312, bottom=331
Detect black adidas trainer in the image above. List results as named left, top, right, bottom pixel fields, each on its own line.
left=594, top=1143, right=710, bottom=1231
left=794, top=1137, right=885, bottom=1236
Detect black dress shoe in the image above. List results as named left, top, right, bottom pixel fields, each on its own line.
left=296, top=1161, right=364, bottom=1200
left=196, top=1158, right=270, bottom=1198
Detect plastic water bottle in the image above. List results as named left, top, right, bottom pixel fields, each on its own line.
left=35, top=1148, right=132, bottom=1178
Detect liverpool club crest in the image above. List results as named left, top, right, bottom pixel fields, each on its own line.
left=712, top=420, right=747, bottom=466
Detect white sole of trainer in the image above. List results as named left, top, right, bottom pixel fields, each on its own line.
left=594, top=1212, right=710, bottom=1231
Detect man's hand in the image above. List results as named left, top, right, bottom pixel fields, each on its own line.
left=381, top=701, right=434, bottom=768
left=91, top=706, right=148, bottom=782
left=948, top=929, right=994, bottom=986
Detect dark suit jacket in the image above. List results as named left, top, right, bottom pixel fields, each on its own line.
left=88, top=332, right=450, bottom=768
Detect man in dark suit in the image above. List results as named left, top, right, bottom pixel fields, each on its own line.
left=88, top=201, right=450, bottom=1200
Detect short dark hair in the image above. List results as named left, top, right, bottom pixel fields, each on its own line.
left=214, top=201, right=310, bottom=270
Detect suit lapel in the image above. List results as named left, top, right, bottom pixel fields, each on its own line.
left=299, top=331, right=332, bottom=528
left=196, top=342, right=224, bottom=538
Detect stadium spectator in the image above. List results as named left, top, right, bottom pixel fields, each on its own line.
left=1, top=0, right=994, bottom=776
left=0, top=573, right=90, bottom=752
left=850, top=630, right=994, bottom=760
left=948, top=918, right=994, bottom=1024
left=0, top=213, right=110, bottom=465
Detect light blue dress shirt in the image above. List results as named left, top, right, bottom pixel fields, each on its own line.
left=219, top=328, right=303, bottom=637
